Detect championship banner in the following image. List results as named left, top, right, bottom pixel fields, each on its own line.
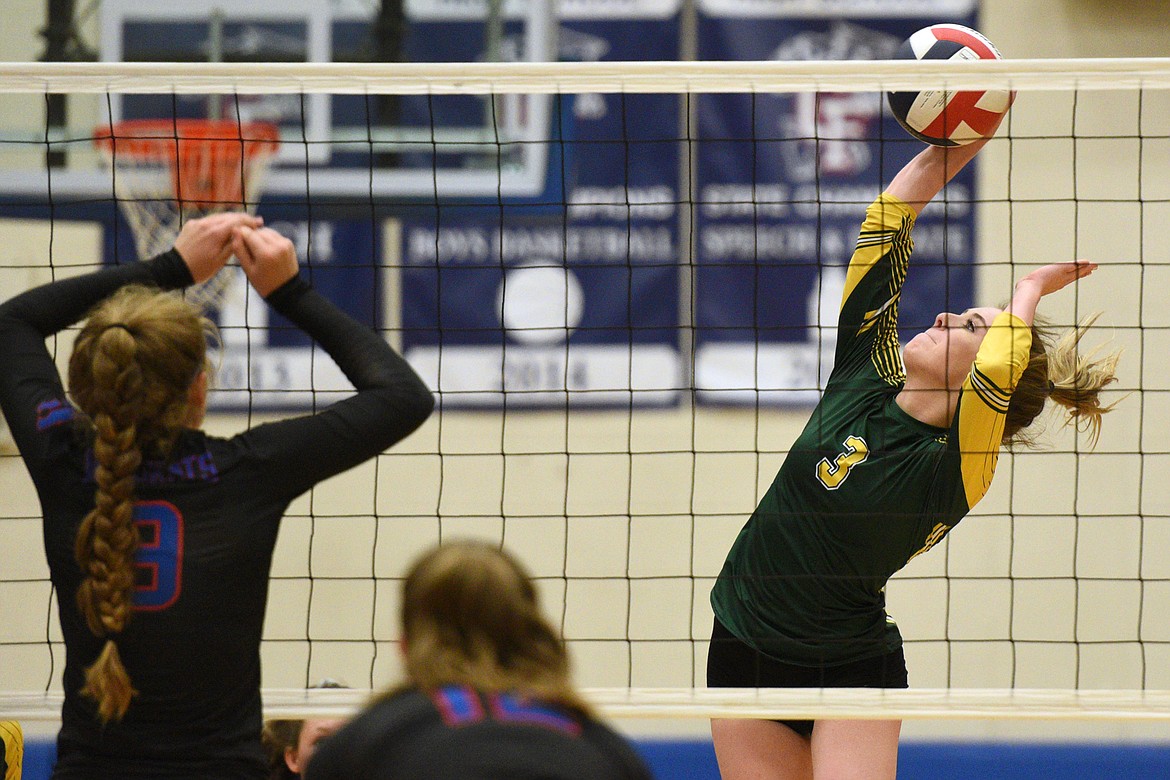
left=99, top=1, right=682, bottom=412
left=398, top=0, right=684, bottom=407
left=694, top=0, right=981, bottom=405
left=397, top=208, right=679, bottom=407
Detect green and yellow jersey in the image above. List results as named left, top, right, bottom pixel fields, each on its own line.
left=710, top=194, right=1032, bottom=667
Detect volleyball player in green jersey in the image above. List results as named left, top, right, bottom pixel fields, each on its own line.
left=707, top=122, right=1121, bottom=777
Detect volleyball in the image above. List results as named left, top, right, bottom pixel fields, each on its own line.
left=886, top=24, right=1010, bottom=147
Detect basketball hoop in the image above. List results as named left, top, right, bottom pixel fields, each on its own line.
left=93, top=119, right=280, bottom=304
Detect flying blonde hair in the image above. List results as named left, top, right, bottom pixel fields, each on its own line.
left=1003, top=313, right=1121, bottom=448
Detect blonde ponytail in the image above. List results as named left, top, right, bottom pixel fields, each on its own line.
left=1003, top=313, right=1121, bottom=448
left=1044, top=313, right=1122, bottom=447
left=73, top=327, right=145, bottom=722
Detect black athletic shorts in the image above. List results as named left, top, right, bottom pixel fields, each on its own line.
left=706, top=617, right=908, bottom=738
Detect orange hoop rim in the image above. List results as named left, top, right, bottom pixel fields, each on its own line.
left=93, top=119, right=281, bottom=159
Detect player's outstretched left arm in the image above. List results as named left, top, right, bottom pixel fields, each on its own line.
left=1008, top=260, right=1099, bottom=326
left=229, top=223, right=434, bottom=496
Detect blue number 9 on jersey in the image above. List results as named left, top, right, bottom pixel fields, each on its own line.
left=132, top=500, right=184, bottom=610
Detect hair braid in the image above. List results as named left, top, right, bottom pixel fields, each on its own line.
left=74, top=328, right=145, bottom=722
left=67, top=285, right=212, bottom=723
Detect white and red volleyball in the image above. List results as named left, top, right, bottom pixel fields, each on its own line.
left=887, top=24, right=1010, bottom=147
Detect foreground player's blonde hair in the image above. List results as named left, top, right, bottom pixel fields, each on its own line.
left=396, top=541, right=593, bottom=717
left=67, top=285, right=211, bottom=723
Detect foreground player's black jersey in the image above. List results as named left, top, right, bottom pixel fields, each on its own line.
left=0, top=251, right=434, bottom=779
left=305, top=686, right=653, bottom=780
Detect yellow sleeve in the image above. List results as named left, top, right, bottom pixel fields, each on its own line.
left=840, top=193, right=916, bottom=311
left=956, top=311, right=1032, bottom=510
left=0, top=721, right=21, bottom=780
left=833, top=194, right=916, bottom=384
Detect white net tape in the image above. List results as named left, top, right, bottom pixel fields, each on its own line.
left=2, top=58, right=1170, bottom=94
left=5, top=688, right=1170, bottom=723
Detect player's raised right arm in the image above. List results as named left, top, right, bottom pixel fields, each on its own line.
left=232, top=224, right=434, bottom=495
left=886, top=139, right=988, bottom=216
left=885, top=99, right=1012, bottom=215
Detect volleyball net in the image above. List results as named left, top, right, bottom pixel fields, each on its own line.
left=0, top=57, right=1167, bottom=725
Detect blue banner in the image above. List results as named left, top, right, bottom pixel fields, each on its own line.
left=397, top=3, right=684, bottom=407
left=695, top=1, right=981, bottom=404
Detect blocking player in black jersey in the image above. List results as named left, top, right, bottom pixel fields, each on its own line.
left=0, top=214, right=434, bottom=779
left=706, top=120, right=1121, bottom=776
left=305, top=541, right=653, bottom=780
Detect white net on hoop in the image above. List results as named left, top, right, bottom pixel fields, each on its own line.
left=93, top=119, right=279, bottom=305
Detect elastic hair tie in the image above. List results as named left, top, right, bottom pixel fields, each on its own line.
left=1048, top=380, right=1057, bottom=392
left=100, top=323, right=138, bottom=338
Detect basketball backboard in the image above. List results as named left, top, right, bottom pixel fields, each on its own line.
left=0, top=0, right=558, bottom=202
left=99, top=0, right=333, bottom=165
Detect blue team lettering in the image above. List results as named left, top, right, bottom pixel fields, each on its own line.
left=432, top=686, right=581, bottom=736
left=488, top=692, right=581, bottom=736
left=433, top=685, right=485, bottom=725
left=84, top=449, right=219, bottom=486
left=35, top=398, right=75, bottom=430
left=138, top=451, right=220, bottom=486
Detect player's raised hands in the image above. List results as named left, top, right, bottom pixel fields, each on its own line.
left=173, top=212, right=263, bottom=283
left=232, top=225, right=299, bottom=297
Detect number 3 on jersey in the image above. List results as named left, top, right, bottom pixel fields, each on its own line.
left=816, top=435, right=869, bottom=490
left=133, top=500, right=184, bottom=610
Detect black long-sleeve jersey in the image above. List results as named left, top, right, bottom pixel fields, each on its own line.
left=304, top=686, right=653, bottom=780
left=0, top=251, right=435, bottom=779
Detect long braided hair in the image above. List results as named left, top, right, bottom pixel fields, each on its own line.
left=66, top=285, right=211, bottom=722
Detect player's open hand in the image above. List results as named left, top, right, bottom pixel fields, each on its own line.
left=1016, top=260, right=1098, bottom=298
left=173, top=212, right=263, bottom=284
left=232, top=225, right=298, bottom=298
